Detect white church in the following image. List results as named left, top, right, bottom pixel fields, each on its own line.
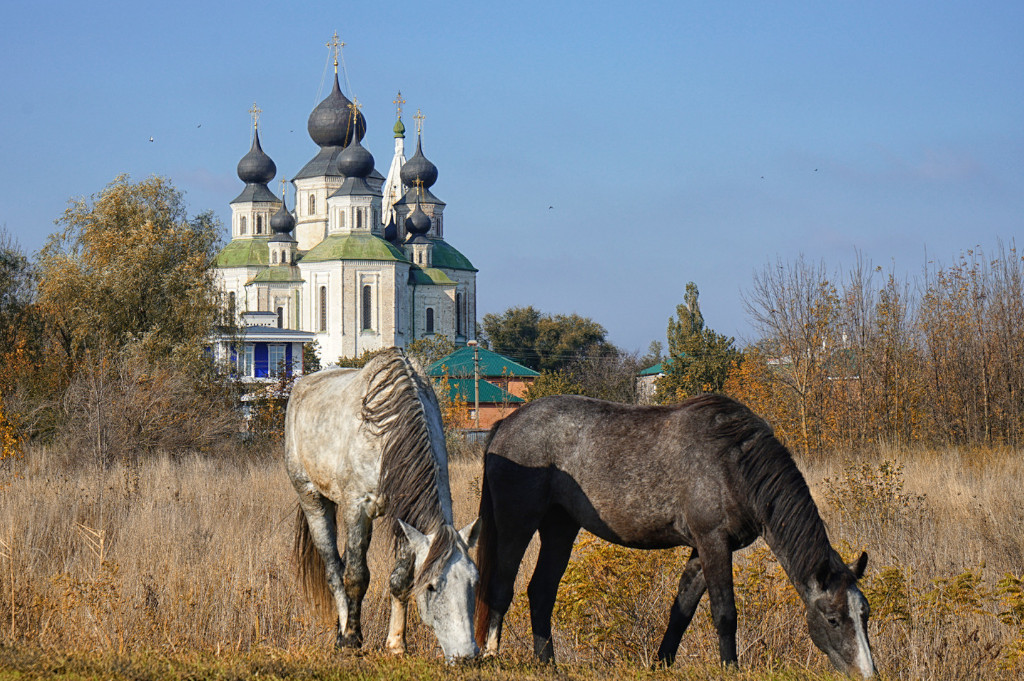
left=213, top=41, right=478, bottom=372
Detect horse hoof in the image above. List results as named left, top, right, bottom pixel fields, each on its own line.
left=336, top=633, right=363, bottom=650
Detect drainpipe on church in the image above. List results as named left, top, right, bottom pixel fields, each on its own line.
left=467, top=339, right=480, bottom=429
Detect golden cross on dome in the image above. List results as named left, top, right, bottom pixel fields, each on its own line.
left=279, top=179, right=288, bottom=201
left=327, top=31, right=345, bottom=73
left=413, top=109, right=425, bottom=136
left=249, top=102, right=262, bottom=130
left=348, top=97, right=362, bottom=123
left=393, top=90, right=406, bottom=120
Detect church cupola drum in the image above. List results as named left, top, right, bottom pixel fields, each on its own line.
left=213, top=35, right=478, bottom=364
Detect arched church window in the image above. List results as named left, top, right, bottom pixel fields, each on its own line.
left=356, top=209, right=363, bottom=229
left=340, top=211, right=346, bottom=228
left=426, top=307, right=435, bottom=334
left=240, top=216, right=247, bottom=235
left=256, top=215, right=263, bottom=234
left=319, top=286, right=327, bottom=332
left=456, top=293, right=463, bottom=335
left=272, top=251, right=278, bottom=265
left=276, top=306, right=284, bottom=329
left=228, top=292, right=236, bottom=321
left=361, top=285, right=372, bottom=330
left=309, top=194, right=316, bottom=216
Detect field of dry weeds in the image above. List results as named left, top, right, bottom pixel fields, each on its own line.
left=1, top=443, right=1023, bottom=680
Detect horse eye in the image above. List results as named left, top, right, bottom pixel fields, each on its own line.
left=827, top=616, right=840, bottom=627
left=426, top=582, right=437, bottom=593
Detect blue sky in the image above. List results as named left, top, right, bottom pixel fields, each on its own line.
left=2, top=1, right=1021, bottom=353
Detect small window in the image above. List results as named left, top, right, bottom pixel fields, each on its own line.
left=228, top=291, right=236, bottom=319
left=240, top=216, right=247, bottom=235
left=361, top=285, right=372, bottom=330
left=456, top=293, right=463, bottom=335
left=309, top=194, right=316, bottom=216
left=276, top=306, right=284, bottom=329
left=242, top=346, right=254, bottom=377
left=340, top=211, right=346, bottom=228
left=319, top=286, right=327, bottom=332
left=269, top=344, right=286, bottom=376
left=426, top=307, right=434, bottom=334
left=356, top=209, right=363, bottom=229
left=272, top=251, right=278, bottom=265
left=256, top=215, right=263, bottom=234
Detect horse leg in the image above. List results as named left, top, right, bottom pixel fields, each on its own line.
left=482, top=521, right=536, bottom=657
left=339, top=499, right=374, bottom=648
left=656, top=548, right=707, bottom=666
left=385, top=538, right=415, bottom=655
left=527, top=507, right=579, bottom=663
left=296, top=491, right=350, bottom=647
left=698, top=535, right=738, bottom=667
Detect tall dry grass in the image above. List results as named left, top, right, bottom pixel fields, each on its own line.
left=1, top=443, right=1023, bottom=680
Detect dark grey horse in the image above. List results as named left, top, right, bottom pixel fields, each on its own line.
left=474, top=394, right=877, bottom=678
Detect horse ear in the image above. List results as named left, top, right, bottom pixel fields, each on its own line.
left=814, top=559, right=832, bottom=590
left=459, top=518, right=481, bottom=550
left=850, top=551, right=868, bottom=579
left=397, top=519, right=431, bottom=559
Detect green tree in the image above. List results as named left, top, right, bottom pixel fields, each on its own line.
left=524, top=370, right=584, bottom=401
left=656, top=282, right=738, bottom=402
left=482, top=306, right=613, bottom=372
left=36, top=175, right=223, bottom=371
left=407, top=335, right=457, bottom=367
left=302, top=340, right=322, bottom=373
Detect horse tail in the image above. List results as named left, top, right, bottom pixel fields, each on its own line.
left=292, top=504, right=336, bottom=624
left=474, top=462, right=497, bottom=647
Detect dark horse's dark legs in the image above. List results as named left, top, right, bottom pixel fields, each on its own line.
left=698, top=535, right=738, bottom=666
left=527, top=507, right=580, bottom=663
left=656, top=549, right=707, bottom=665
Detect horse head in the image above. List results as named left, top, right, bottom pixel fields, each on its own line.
left=398, top=519, right=481, bottom=662
left=804, top=551, right=877, bottom=678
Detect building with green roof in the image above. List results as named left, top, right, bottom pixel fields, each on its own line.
left=213, top=44, right=478, bottom=362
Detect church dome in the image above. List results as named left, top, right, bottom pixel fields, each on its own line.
left=307, top=74, right=366, bottom=148
left=237, top=129, right=276, bottom=185
left=393, top=117, right=406, bottom=138
left=405, top=200, right=431, bottom=236
left=337, top=135, right=375, bottom=178
left=270, top=198, right=295, bottom=234
left=400, top=136, right=438, bottom=189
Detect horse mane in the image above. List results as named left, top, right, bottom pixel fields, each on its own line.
left=684, top=394, right=842, bottom=584
left=360, top=348, right=456, bottom=589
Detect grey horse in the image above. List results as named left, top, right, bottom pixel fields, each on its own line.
left=286, top=348, right=479, bottom=661
left=474, top=393, right=876, bottom=678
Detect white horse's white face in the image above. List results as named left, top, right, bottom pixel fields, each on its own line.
left=399, top=519, right=481, bottom=662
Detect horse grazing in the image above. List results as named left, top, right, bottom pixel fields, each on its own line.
left=474, top=394, right=877, bottom=678
left=286, top=348, right=480, bottom=661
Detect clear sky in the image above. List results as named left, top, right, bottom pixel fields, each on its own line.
left=2, top=1, right=1021, bottom=353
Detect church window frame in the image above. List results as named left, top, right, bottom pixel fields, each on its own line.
left=256, top=215, right=263, bottom=234
left=308, top=194, right=316, bottom=216
left=456, top=292, right=463, bottom=335
left=239, top=216, right=247, bottom=235
left=276, top=306, right=284, bottom=329
left=318, top=285, right=327, bottom=332
left=425, top=307, right=435, bottom=334
left=356, top=208, right=363, bottom=230
left=272, top=251, right=278, bottom=265
left=242, top=345, right=254, bottom=377
left=361, top=284, right=373, bottom=331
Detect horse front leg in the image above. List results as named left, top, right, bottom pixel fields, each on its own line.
left=385, top=539, right=414, bottom=655
left=295, top=491, right=350, bottom=646
left=657, top=548, right=708, bottom=666
left=339, top=500, right=374, bottom=648
left=697, top=536, right=738, bottom=667
left=527, top=508, right=579, bottom=663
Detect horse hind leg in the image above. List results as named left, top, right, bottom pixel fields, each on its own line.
left=657, top=548, right=708, bottom=666
left=339, top=499, right=374, bottom=648
left=696, top=535, right=738, bottom=667
left=294, top=492, right=350, bottom=647
left=527, top=507, right=579, bottom=663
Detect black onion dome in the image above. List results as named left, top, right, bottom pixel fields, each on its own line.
left=270, top=199, right=295, bottom=234
left=237, top=129, right=276, bottom=184
left=307, top=73, right=366, bottom=148
left=400, top=136, right=438, bottom=189
left=337, top=135, right=375, bottom=178
left=405, top=200, right=431, bottom=236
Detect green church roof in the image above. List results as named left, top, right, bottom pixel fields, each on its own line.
left=410, top=267, right=456, bottom=286
left=250, top=265, right=304, bottom=283
left=215, top=239, right=269, bottom=268
left=440, top=378, right=524, bottom=405
left=427, top=346, right=540, bottom=379
left=430, top=239, right=476, bottom=272
left=301, top=233, right=410, bottom=264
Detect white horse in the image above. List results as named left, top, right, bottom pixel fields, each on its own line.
left=286, top=348, right=480, bottom=660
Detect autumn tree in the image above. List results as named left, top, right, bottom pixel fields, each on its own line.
left=36, top=174, right=223, bottom=371
left=655, top=282, right=738, bottom=403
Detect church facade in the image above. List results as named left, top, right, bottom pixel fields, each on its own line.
left=213, top=53, right=477, bottom=364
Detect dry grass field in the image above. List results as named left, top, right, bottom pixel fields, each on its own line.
left=1, top=442, right=1023, bottom=680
